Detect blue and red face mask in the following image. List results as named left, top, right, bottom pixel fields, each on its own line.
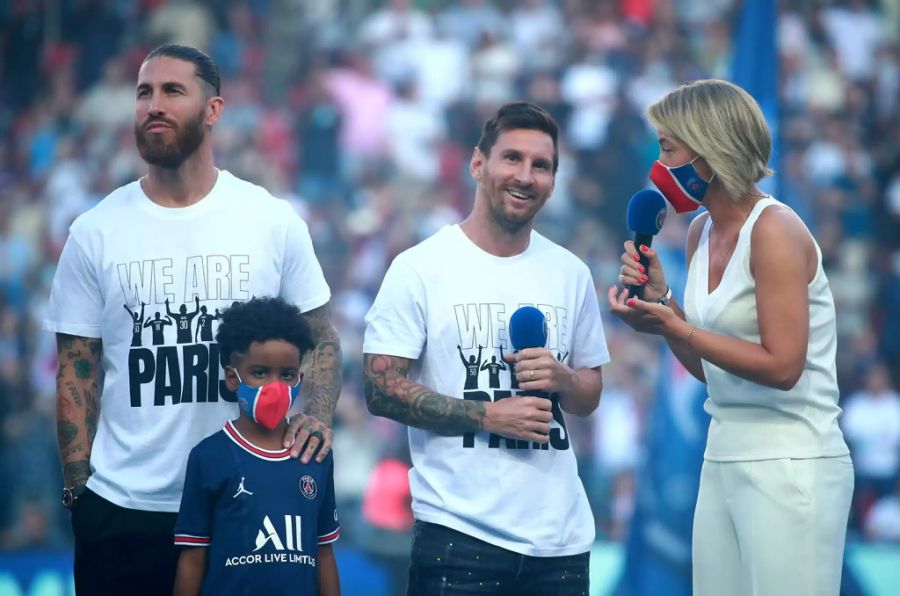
left=234, top=373, right=303, bottom=430
left=649, top=156, right=714, bottom=213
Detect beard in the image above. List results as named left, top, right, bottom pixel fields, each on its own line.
left=488, top=197, right=533, bottom=234
left=484, top=176, right=543, bottom=233
left=134, top=108, right=206, bottom=169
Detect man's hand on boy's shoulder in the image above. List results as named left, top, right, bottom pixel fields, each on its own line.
left=285, top=413, right=332, bottom=464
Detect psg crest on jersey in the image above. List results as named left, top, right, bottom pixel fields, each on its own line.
left=300, top=475, right=317, bottom=499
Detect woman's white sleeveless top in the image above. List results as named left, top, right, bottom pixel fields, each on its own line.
left=683, top=197, right=849, bottom=461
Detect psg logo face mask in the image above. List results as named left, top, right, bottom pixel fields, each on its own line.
left=649, top=156, right=714, bottom=213
left=234, top=373, right=303, bottom=430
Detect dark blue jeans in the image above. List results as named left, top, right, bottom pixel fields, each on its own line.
left=407, top=521, right=590, bottom=596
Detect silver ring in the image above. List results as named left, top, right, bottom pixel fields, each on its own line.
left=530, top=370, right=535, bottom=379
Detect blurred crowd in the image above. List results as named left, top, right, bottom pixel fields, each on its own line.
left=0, top=0, right=898, bottom=556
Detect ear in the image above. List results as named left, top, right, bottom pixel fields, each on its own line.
left=206, top=96, right=224, bottom=128
left=224, top=365, right=240, bottom=392
left=469, top=147, right=484, bottom=181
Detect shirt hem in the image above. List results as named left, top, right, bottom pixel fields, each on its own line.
left=414, top=511, right=593, bottom=558
left=87, top=478, right=181, bottom=513
left=361, top=343, right=423, bottom=360
left=294, top=293, right=331, bottom=314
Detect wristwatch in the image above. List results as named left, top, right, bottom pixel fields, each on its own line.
left=62, top=485, right=85, bottom=510
left=658, top=285, right=672, bottom=306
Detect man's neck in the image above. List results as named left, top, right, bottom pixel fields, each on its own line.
left=141, top=153, right=218, bottom=208
left=459, top=208, right=532, bottom=258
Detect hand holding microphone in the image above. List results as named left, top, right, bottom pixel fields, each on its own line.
left=622, top=190, right=669, bottom=301
left=504, top=306, right=575, bottom=395
left=609, top=190, right=682, bottom=336
left=480, top=306, right=557, bottom=443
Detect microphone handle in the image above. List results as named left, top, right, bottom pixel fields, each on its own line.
left=627, top=233, right=654, bottom=299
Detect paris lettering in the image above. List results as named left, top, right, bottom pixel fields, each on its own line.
left=117, top=255, right=251, bottom=407
left=453, top=301, right=571, bottom=451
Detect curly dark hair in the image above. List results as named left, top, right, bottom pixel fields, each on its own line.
left=216, top=297, right=315, bottom=367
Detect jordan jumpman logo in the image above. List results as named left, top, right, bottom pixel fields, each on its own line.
left=233, top=477, right=254, bottom=498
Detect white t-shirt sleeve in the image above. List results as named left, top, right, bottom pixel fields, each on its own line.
left=279, top=212, right=331, bottom=314
left=363, top=257, right=426, bottom=360
left=570, top=270, right=610, bottom=370
left=44, top=233, right=103, bottom=338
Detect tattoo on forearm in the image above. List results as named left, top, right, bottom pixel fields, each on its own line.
left=64, top=381, right=83, bottom=407
left=64, top=460, right=91, bottom=488
left=61, top=444, right=85, bottom=460
left=56, top=335, right=102, bottom=483
left=74, top=359, right=93, bottom=379
left=85, top=388, right=99, bottom=443
left=363, top=354, right=485, bottom=435
left=299, top=307, right=342, bottom=425
left=57, top=420, right=78, bottom=449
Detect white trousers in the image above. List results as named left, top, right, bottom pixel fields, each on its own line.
left=692, top=456, right=854, bottom=596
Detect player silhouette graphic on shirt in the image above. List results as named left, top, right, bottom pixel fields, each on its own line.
left=194, top=306, right=221, bottom=342
left=144, top=312, right=173, bottom=345
left=457, top=344, right=484, bottom=390
left=123, top=302, right=146, bottom=347
left=480, top=354, right=507, bottom=389
left=166, top=296, right=200, bottom=344
left=500, top=345, right=519, bottom=389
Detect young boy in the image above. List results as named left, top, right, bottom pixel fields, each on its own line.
left=173, top=297, right=341, bottom=595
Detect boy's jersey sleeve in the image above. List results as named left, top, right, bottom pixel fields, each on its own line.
left=316, top=454, right=340, bottom=545
left=174, top=445, right=213, bottom=547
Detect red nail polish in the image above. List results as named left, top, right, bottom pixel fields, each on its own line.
left=627, top=299, right=636, bottom=306
left=642, top=274, right=649, bottom=282
left=633, top=254, right=640, bottom=262
left=640, top=245, right=648, bottom=253
left=638, top=264, right=645, bottom=273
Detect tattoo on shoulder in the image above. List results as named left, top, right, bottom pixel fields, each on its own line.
left=363, top=354, right=485, bottom=435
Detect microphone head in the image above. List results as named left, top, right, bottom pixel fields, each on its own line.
left=626, top=190, right=668, bottom=236
left=509, top=306, right=548, bottom=351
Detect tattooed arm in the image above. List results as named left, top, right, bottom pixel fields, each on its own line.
left=285, top=302, right=342, bottom=463
left=55, top=334, right=102, bottom=489
left=363, top=353, right=553, bottom=441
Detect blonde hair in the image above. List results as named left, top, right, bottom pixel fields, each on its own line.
left=647, top=79, right=773, bottom=199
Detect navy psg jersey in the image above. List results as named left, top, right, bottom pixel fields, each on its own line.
left=175, top=421, right=340, bottom=595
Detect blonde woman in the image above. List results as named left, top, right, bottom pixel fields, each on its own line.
left=608, top=79, right=853, bottom=596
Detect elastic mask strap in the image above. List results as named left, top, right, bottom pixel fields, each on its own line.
left=689, top=155, right=715, bottom=184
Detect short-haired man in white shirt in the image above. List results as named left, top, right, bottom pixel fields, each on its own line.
left=45, top=45, right=342, bottom=596
left=364, top=101, right=610, bottom=595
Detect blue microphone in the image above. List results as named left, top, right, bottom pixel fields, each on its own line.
left=626, top=190, right=667, bottom=299
left=509, top=306, right=548, bottom=351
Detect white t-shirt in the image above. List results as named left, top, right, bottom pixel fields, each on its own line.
left=364, top=225, right=610, bottom=557
left=841, top=391, right=900, bottom=478
left=684, top=197, right=849, bottom=461
left=44, top=170, right=330, bottom=512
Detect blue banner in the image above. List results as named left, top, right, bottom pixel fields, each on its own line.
left=730, top=0, right=780, bottom=198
